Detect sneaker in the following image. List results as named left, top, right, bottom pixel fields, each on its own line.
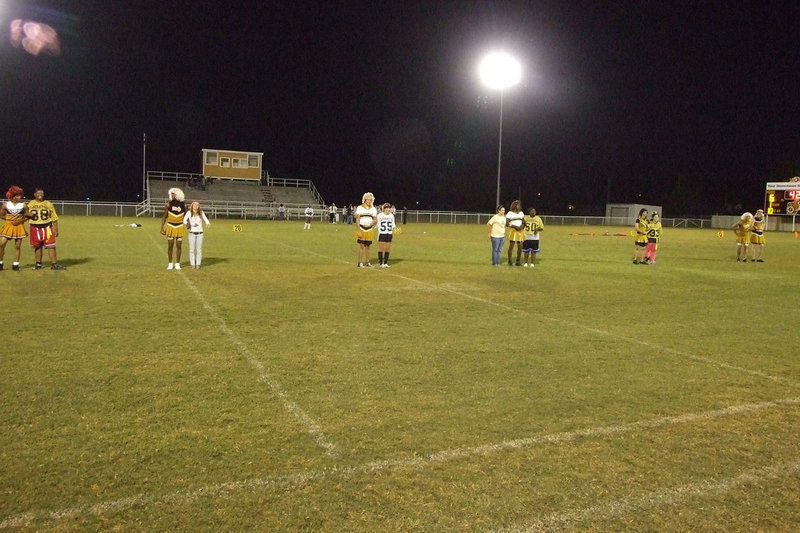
left=633, top=260, right=639, bottom=264
left=12, top=264, right=19, bottom=271
left=167, top=263, right=174, bottom=270
left=357, top=263, right=363, bottom=268
left=50, top=263, right=66, bottom=270
left=174, top=264, right=182, bottom=270
left=523, top=263, right=529, bottom=267
left=757, top=259, right=764, bottom=262
left=34, top=263, right=43, bottom=270
left=364, top=263, right=373, bottom=267
left=530, top=263, right=535, bottom=268
left=742, top=259, right=747, bottom=263
left=0, top=263, right=3, bottom=270
left=384, top=264, right=390, bottom=268
left=515, top=262, right=522, bottom=267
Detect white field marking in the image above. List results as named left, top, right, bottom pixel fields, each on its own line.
left=148, top=234, right=339, bottom=458
left=383, top=270, right=800, bottom=388
left=493, top=458, right=800, bottom=533
left=277, top=239, right=799, bottom=387
left=3, top=396, right=798, bottom=528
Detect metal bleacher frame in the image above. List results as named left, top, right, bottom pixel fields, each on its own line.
left=139, top=171, right=327, bottom=220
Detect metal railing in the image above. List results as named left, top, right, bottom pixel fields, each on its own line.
left=48, top=201, right=716, bottom=228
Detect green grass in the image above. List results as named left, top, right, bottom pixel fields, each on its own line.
left=1, top=216, right=799, bottom=531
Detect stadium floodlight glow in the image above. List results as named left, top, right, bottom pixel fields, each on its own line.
left=479, top=52, right=521, bottom=90
left=479, top=51, right=521, bottom=208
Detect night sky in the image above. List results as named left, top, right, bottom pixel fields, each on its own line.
left=1, top=0, right=799, bottom=215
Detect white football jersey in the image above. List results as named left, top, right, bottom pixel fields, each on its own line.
left=377, top=212, right=395, bottom=235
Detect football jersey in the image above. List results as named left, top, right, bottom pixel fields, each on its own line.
left=377, top=212, right=395, bottom=235
left=647, top=221, right=662, bottom=241
left=27, top=199, right=58, bottom=227
left=524, top=215, right=543, bottom=239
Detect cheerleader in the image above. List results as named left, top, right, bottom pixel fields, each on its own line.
left=0, top=185, right=29, bottom=271
left=160, top=187, right=187, bottom=270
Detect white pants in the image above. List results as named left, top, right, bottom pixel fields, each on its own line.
left=187, top=232, right=204, bottom=266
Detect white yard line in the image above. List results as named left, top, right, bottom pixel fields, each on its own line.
left=492, top=458, right=800, bottom=533
left=385, top=271, right=800, bottom=388
left=2, top=396, right=797, bottom=528
left=149, top=234, right=340, bottom=458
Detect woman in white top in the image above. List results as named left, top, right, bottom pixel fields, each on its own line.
left=505, top=199, right=525, bottom=266
left=355, top=192, right=377, bottom=267
left=486, top=205, right=507, bottom=266
left=183, top=201, right=211, bottom=269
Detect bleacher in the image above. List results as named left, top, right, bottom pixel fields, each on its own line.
left=144, top=173, right=324, bottom=219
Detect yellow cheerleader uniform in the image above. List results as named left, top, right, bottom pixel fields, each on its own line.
left=0, top=201, right=28, bottom=239
left=163, top=200, right=187, bottom=239
left=634, top=216, right=648, bottom=246
left=750, top=217, right=765, bottom=245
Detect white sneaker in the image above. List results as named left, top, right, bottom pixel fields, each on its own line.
left=167, top=263, right=173, bottom=270
left=530, top=263, right=535, bottom=268
left=523, top=263, right=529, bottom=267
left=174, top=264, right=182, bottom=270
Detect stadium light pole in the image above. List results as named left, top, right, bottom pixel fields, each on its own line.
left=479, top=52, right=521, bottom=208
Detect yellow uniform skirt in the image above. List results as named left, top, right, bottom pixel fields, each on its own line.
left=0, top=221, right=27, bottom=239
left=736, top=231, right=750, bottom=244
left=356, top=227, right=375, bottom=243
left=508, top=228, right=525, bottom=242
left=164, top=223, right=186, bottom=239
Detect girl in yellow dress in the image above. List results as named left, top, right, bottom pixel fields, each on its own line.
left=0, top=185, right=29, bottom=271
left=632, top=208, right=648, bottom=264
left=160, top=187, right=187, bottom=270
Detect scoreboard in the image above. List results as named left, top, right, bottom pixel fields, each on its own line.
left=765, top=179, right=800, bottom=215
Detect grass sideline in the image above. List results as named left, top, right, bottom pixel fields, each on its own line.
left=1, top=215, right=799, bottom=531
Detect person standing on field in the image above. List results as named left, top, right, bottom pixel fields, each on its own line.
left=376, top=202, right=396, bottom=268
left=355, top=192, right=377, bottom=267
left=304, top=205, right=314, bottom=229
left=632, top=208, right=648, bottom=264
left=183, top=201, right=211, bottom=269
left=643, top=211, right=662, bottom=264
left=522, top=207, right=543, bottom=267
left=0, top=185, right=29, bottom=271
left=732, top=211, right=754, bottom=262
left=161, top=187, right=187, bottom=270
left=750, top=209, right=766, bottom=262
left=486, top=205, right=507, bottom=266
left=505, top=199, right=525, bottom=266
left=27, top=187, right=66, bottom=270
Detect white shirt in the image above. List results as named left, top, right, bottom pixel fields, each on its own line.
left=356, top=204, right=377, bottom=229
left=4, top=200, right=25, bottom=215
left=304, top=207, right=314, bottom=217
left=183, top=211, right=210, bottom=233
left=506, top=210, right=524, bottom=230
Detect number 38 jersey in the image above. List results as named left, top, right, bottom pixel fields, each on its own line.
left=377, top=212, right=395, bottom=235
left=26, top=199, right=59, bottom=227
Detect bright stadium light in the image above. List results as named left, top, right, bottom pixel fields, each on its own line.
left=479, top=52, right=521, bottom=208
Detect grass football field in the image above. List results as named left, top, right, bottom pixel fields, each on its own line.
left=1, top=216, right=799, bottom=531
